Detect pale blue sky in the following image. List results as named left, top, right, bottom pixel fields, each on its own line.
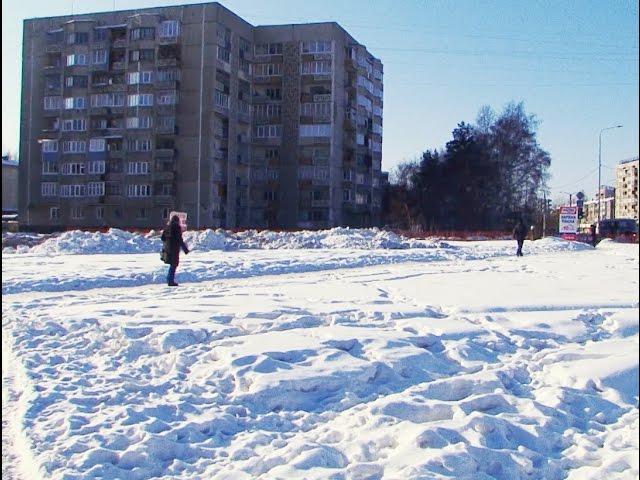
left=2, top=0, right=638, bottom=203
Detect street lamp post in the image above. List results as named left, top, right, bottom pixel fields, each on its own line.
left=559, top=191, right=573, bottom=206
left=598, top=125, right=623, bottom=222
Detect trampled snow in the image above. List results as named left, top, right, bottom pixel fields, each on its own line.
left=2, top=228, right=638, bottom=479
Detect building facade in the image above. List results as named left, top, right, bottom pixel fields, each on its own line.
left=2, top=156, right=19, bottom=213
left=615, top=157, right=638, bottom=221
left=19, top=2, right=384, bottom=231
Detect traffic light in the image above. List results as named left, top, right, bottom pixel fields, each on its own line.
left=577, top=198, right=584, bottom=219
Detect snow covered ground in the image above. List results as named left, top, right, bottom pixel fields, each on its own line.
left=2, top=228, right=638, bottom=479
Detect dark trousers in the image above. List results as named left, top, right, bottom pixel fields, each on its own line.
left=167, top=264, right=177, bottom=284
left=516, top=239, right=524, bottom=256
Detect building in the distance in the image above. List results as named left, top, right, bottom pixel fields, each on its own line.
left=615, top=156, right=638, bottom=221
left=19, top=2, right=384, bottom=231
left=2, top=155, right=19, bottom=214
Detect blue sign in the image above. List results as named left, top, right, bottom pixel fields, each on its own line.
left=576, top=199, right=584, bottom=207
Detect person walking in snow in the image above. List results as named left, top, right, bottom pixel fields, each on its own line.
left=512, top=218, right=528, bottom=257
left=161, top=215, right=189, bottom=286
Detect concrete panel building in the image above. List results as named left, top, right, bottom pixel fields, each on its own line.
left=2, top=156, right=19, bottom=214
left=19, top=2, right=384, bottom=231
left=615, top=157, right=638, bottom=221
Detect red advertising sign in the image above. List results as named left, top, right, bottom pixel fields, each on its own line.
left=559, top=206, right=578, bottom=235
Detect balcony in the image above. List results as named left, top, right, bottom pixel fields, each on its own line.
left=155, top=148, right=175, bottom=158
left=155, top=125, right=178, bottom=135
left=157, top=57, right=179, bottom=67
left=111, top=39, right=127, bottom=49
left=158, top=35, right=179, bottom=45
left=154, top=170, right=175, bottom=181
left=311, top=199, right=330, bottom=208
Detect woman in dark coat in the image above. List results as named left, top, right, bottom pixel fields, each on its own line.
left=161, top=215, right=189, bottom=286
left=512, top=218, right=528, bottom=257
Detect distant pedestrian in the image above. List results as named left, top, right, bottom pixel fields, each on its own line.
left=590, top=223, right=597, bottom=247
left=161, top=215, right=189, bottom=286
left=512, top=218, right=527, bottom=257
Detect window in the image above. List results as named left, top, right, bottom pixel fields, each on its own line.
left=127, top=161, right=150, bottom=175
left=67, top=32, right=89, bottom=45
left=129, top=27, right=155, bottom=41
left=302, top=40, right=332, bottom=54
left=106, top=182, right=121, bottom=196
left=301, top=103, right=331, bottom=117
left=89, top=138, right=106, bottom=152
left=253, top=63, right=282, bottom=76
left=299, top=124, right=331, bottom=137
left=265, top=148, right=279, bottom=159
left=87, top=182, right=105, bottom=196
left=159, top=20, right=180, bottom=38
left=126, top=116, right=153, bottom=129
left=157, top=91, right=177, bottom=105
left=127, top=71, right=153, bottom=84
left=301, top=61, right=331, bottom=75
left=265, top=190, right=277, bottom=201
left=127, top=184, right=151, bottom=197
left=41, top=182, right=58, bottom=196
left=214, top=90, right=229, bottom=108
left=42, top=162, right=58, bottom=174
left=253, top=125, right=282, bottom=138
left=96, top=206, right=104, bottom=219
left=60, top=184, right=86, bottom=197
left=357, top=95, right=372, bottom=112
left=343, top=189, right=352, bottom=201
left=87, top=161, right=105, bottom=174
left=64, top=97, right=86, bottom=110
left=71, top=206, right=84, bottom=219
left=45, top=75, right=61, bottom=90
left=50, top=207, right=60, bottom=220
left=157, top=116, right=175, bottom=130
left=266, top=88, right=281, bottom=100
left=66, top=54, right=88, bottom=66
left=91, top=92, right=125, bottom=107
left=129, top=49, right=155, bottom=62
left=253, top=104, right=282, bottom=118
left=255, top=43, right=282, bottom=56
left=127, top=94, right=153, bottom=107
left=157, top=67, right=179, bottom=82
left=62, top=141, right=86, bottom=154
left=61, top=163, right=85, bottom=175
left=135, top=207, right=149, bottom=219
left=91, top=49, right=107, bottom=65
left=93, top=29, right=108, bottom=42
left=44, top=96, right=62, bottom=110
left=41, top=140, right=59, bottom=153
left=217, top=46, right=230, bottom=63
left=62, top=119, right=86, bottom=132
left=127, top=139, right=152, bottom=152
left=65, top=75, right=88, bottom=88
left=357, top=76, right=373, bottom=93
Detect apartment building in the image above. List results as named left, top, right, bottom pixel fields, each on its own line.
left=615, top=157, right=639, bottom=221
left=19, top=2, right=384, bottom=232
left=2, top=156, right=19, bottom=214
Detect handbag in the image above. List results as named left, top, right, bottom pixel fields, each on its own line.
left=160, top=248, right=170, bottom=264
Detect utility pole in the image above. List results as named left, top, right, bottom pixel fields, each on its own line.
left=598, top=125, right=623, bottom=222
